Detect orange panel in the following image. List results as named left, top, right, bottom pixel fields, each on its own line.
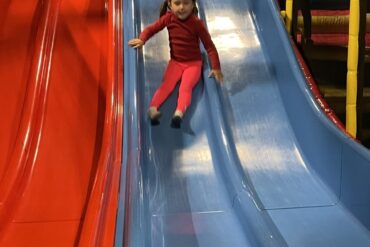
left=2, top=221, right=79, bottom=247
left=0, top=0, right=122, bottom=246
left=0, top=0, right=38, bottom=182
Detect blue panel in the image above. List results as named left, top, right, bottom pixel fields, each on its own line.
left=200, top=0, right=337, bottom=210
left=252, top=0, right=370, bottom=245
left=118, top=0, right=285, bottom=245
left=269, top=206, right=370, bottom=247
left=253, top=0, right=344, bottom=197
left=117, top=0, right=370, bottom=245
left=341, top=143, right=370, bottom=229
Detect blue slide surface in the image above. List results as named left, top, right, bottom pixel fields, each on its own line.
left=116, top=0, right=370, bottom=246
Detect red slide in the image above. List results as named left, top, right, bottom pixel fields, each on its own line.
left=0, top=0, right=122, bottom=246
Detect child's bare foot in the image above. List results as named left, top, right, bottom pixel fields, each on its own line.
left=148, top=107, right=161, bottom=125
left=171, top=110, right=183, bottom=128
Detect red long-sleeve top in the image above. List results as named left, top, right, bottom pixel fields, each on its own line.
left=139, top=12, right=221, bottom=70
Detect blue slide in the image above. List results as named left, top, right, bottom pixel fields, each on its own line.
left=116, top=0, right=370, bottom=246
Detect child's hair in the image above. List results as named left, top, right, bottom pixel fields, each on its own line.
left=159, top=0, right=199, bottom=17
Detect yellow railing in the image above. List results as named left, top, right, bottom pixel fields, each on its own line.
left=346, top=0, right=360, bottom=137
left=284, top=0, right=293, bottom=33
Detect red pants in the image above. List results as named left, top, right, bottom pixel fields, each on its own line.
left=150, top=59, right=202, bottom=113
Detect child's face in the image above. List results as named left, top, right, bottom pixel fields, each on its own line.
left=168, top=0, right=194, bottom=20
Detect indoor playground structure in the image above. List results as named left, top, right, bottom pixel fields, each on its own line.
left=1, top=0, right=370, bottom=246
left=282, top=0, right=370, bottom=144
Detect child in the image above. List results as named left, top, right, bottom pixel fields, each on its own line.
left=128, top=0, right=223, bottom=128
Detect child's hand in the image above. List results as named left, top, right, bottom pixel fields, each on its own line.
left=208, top=69, right=224, bottom=83
left=128, top=38, right=144, bottom=49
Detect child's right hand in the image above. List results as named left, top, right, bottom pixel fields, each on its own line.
left=209, top=69, right=224, bottom=83
left=128, top=38, right=144, bottom=49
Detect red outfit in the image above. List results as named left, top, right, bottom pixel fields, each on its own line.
left=150, top=59, right=202, bottom=112
left=139, top=12, right=221, bottom=113
left=139, top=12, right=221, bottom=70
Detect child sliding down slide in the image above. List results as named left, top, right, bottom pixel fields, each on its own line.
left=128, top=0, right=223, bottom=128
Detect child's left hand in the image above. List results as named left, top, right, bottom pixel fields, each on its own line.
left=208, top=69, right=224, bottom=83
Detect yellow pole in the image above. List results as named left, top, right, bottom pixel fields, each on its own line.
left=346, top=0, right=360, bottom=137
left=285, top=0, right=293, bottom=33
left=281, top=10, right=286, bottom=20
